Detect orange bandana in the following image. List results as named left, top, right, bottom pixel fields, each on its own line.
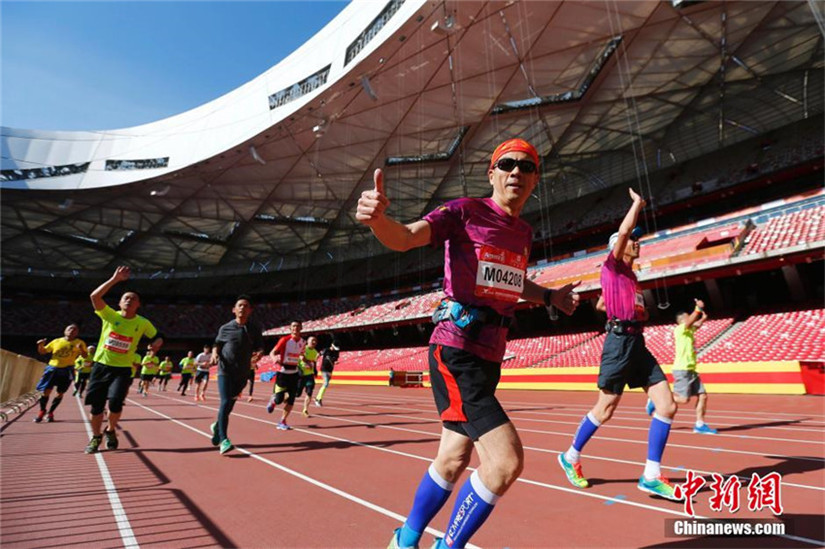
left=489, top=138, right=539, bottom=170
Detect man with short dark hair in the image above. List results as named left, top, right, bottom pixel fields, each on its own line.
left=266, top=320, right=305, bottom=430
left=662, top=300, right=716, bottom=434
left=35, top=324, right=87, bottom=423
left=85, top=266, right=163, bottom=454
left=178, top=351, right=196, bottom=396
left=194, top=344, right=212, bottom=401
left=314, top=340, right=339, bottom=407
left=210, top=295, right=264, bottom=455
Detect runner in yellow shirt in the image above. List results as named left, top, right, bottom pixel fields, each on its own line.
left=73, top=345, right=95, bottom=398
left=34, top=324, right=88, bottom=423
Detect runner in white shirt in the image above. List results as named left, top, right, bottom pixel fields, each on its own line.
left=265, top=321, right=306, bottom=430
left=194, top=344, right=213, bottom=401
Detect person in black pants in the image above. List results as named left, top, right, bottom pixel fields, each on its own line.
left=210, top=295, right=264, bottom=455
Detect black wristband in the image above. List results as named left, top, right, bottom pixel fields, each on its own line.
left=543, top=289, right=553, bottom=308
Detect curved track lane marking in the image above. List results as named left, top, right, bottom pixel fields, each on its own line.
left=339, top=389, right=825, bottom=422
left=74, top=396, right=139, bottom=548
left=163, top=394, right=824, bottom=547
left=129, top=397, right=480, bottom=549
left=312, top=401, right=825, bottom=492
left=333, top=391, right=825, bottom=433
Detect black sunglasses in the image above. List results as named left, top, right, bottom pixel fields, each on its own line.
left=493, top=157, right=537, bottom=174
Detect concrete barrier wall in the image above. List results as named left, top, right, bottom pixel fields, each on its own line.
left=0, top=349, right=45, bottom=402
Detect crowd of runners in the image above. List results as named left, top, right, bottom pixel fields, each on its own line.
left=30, top=138, right=724, bottom=549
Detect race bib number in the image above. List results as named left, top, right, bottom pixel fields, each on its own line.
left=475, top=245, right=527, bottom=302
left=104, top=332, right=132, bottom=354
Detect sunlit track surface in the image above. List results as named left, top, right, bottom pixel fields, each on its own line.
left=2, top=386, right=823, bottom=548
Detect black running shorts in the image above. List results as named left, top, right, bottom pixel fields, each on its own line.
left=296, top=375, right=316, bottom=398
left=598, top=331, right=666, bottom=395
left=85, top=363, right=133, bottom=415
left=274, top=371, right=300, bottom=406
left=428, top=344, right=509, bottom=441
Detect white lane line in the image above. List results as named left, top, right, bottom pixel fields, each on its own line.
left=161, top=394, right=824, bottom=546
left=130, top=397, right=479, bottom=549
left=74, top=396, right=139, bottom=549
left=330, top=393, right=825, bottom=442
left=339, top=389, right=825, bottom=423
left=310, top=402, right=825, bottom=493
left=318, top=397, right=825, bottom=462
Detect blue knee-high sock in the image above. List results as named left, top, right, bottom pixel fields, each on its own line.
left=572, top=412, right=601, bottom=451
left=645, top=413, right=672, bottom=479
left=398, top=464, right=454, bottom=547
left=441, top=470, right=499, bottom=549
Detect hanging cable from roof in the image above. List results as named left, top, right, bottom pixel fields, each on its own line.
left=604, top=0, right=671, bottom=310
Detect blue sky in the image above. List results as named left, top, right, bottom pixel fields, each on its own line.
left=1, top=1, right=348, bottom=131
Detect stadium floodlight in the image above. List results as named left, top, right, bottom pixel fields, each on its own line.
left=430, top=14, right=457, bottom=35
left=361, top=75, right=378, bottom=101
left=250, top=145, right=266, bottom=165
left=312, top=120, right=328, bottom=138
left=150, top=184, right=170, bottom=197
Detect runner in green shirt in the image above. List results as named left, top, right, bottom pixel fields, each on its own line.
left=297, top=336, right=320, bottom=418
left=157, top=356, right=174, bottom=391
left=73, top=345, right=95, bottom=398
left=84, top=266, right=163, bottom=454
left=139, top=349, right=160, bottom=397
left=177, top=351, right=197, bottom=396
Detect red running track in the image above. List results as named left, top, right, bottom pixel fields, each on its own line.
left=1, top=385, right=823, bottom=548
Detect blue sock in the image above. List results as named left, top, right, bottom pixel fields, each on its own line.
left=648, top=413, right=672, bottom=463
left=442, top=471, right=498, bottom=548
left=572, top=412, right=601, bottom=452
left=398, top=464, right=453, bottom=547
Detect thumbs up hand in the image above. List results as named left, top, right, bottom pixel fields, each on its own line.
left=356, top=169, right=390, bottom=227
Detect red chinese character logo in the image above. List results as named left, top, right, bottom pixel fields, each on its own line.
left=674, top=470, right=706, bottom=516
left=747, top=472, right=783, bottom=515
left=708, top=473, right=742, bottom=513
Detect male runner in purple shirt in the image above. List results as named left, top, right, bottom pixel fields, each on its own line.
left=557, top=188, right=681, bottom=501
left=358, top=138, right=580, bottom=549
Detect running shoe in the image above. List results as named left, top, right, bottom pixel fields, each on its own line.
left=210, top=422, right=220, bottom=446
left=557, top=452, right=589, bottom=488
left=85, top=435, right=103, bottom=454
left=645, top=399, right=655, bottom=416
left=430, top=537, right=447, bottom=549
left=276, top=422, right=292, bottom=431
left=104, top=428, right=118, bottom=450
left=46, top=413, right=55, bottom=423
left=302, top=409, right=309, bottom=418
left=693, top=424, right=718, bottom=435
left=637, top=475, right=681, bottom=501
left=219, top=439, right=233, bottom=455
left=247, top=396, right=253, bottom=402
left=266, top=399, right=275, bottom=414
left=387, top=528, right=418, bottom=549
left=33, top=410, right=45, bottom=423
left=314, top=399, right=322, bottom=407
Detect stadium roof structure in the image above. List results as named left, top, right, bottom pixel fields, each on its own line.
left=2, top=0, right=823, bottom=294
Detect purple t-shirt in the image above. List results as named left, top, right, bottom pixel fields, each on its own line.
left=423, top=197, right=533, bottom=362
left=601, top=252, right=644, bottom=322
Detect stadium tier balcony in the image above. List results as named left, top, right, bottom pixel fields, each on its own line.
left=701, top=308, right=825, bottom=363
left=740, top=205, right=825, bottom=256
left=502, top=332, right=600, bottom=369
left=640, top=318, right=734, bottom=364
